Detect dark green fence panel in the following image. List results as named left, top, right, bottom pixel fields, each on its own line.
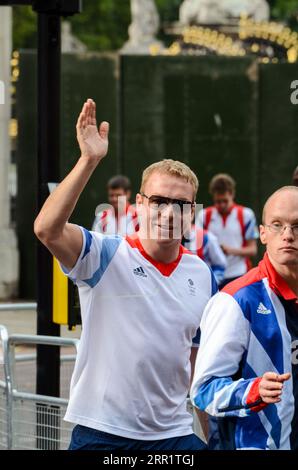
left=120, top=56, right=259, bottom=212
left=259, top=62, right=298, bottom=210
left=61, top=53, right=120, bottom=227
left=17, top=52, right=119, bottom=298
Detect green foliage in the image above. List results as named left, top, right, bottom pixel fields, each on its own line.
left=272, top=0, right=298, bottom=19
left=156, top=0, right=181, bottom=22
left=12, top=0, right=131, bottom=52
left=70, top=0, right=131, bottom=51
left=12, top=0, right=298, bottom=52
left=13, top=6, right=36, bottom=50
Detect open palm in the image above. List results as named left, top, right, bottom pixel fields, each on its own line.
left=76, top=99, right=109, bottom=162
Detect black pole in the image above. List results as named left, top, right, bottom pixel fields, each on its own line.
left=36, top=12, right=61, bottom=449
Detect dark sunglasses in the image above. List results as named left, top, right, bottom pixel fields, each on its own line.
left=141, top=193, right=195, bottom=210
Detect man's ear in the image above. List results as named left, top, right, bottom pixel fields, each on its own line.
left=136, top=193, right=142, bottom=206
left=126, top=190, right=131, bottom=201
left=259, top=224, right=267, bottom=245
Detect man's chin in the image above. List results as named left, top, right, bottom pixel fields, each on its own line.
left=155, top=235, right=180, bottom=243
left=276, top=253, right=298, bottom=266
left=155, top=230, right=182, bottom=243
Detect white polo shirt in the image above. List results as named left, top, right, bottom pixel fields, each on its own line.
left=62, top=226, right=217, bottom=440
left=201, top=204, right=259, bottom=279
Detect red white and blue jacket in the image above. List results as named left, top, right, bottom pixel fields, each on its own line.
left=190, top=253, right=298, bottom=450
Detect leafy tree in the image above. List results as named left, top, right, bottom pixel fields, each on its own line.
left=12, top=0, right=131, bottom=51
left=156, top=0, right=181, bottom=22
left=70, top=0, right=130, bottom=51
left=12, top=5, right=36, bottom=50
left=271, top=0, right=298, bottom=19
left=11, top=0, right=298, bottom=51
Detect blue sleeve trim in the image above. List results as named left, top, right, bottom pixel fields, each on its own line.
left=244, top=220, right=251, bottom=234
left=209, top=266, right=219, bottom=296
left=194, top=376, right=233, bottom=410
left=82, top=236, right=122, bottom=288
left=82, top=228, right=92, bottom=260
left=211, top=265, right=225, bottom=285
left=211, top=265, right=225, bottom=272
left=203, top=233, right=208, bottom=247
left=195, top=376, right=259, bottom=415
left=192, top=328, right=201, bottom=345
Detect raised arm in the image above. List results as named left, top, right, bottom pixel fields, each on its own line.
left=34, top=99, right=109, bottom=270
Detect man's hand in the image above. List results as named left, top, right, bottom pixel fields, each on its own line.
left=259, top=372, right=291, bottom=404
left=76, top=98, right=109, bottom=162
left=221, top=244, right=235, bottom=255
left=221, top=240, right=257, bottom=257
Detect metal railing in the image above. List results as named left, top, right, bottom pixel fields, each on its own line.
left=0, top=325, right=79, bottom=450
left=0, top=303, right=37, bottom=312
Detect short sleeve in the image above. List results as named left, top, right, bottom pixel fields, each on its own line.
left=244, top=208, right=259, bottom=240
left=192, top=328, right=201, bottom=348
left=209, top=266, right=219, bottom=297
left=60, top=226, right=122, bottom=288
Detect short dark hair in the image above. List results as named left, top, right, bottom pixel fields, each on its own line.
left=209, top=173, right=236, bottom=195
left=107, top=175, right=131, bottom=191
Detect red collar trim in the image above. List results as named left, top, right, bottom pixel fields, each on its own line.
left=125, top=203, right=133, bottom=215
left=125, top=234, right=186, bottom=276
left=259, top=253, right=297, bottom=301
left=218, top=203, right=236, bottom=226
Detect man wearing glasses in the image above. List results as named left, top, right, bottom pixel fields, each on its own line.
left=190, top=186, right=298, bottom=450
left=34, top=99, right=216, bottom=450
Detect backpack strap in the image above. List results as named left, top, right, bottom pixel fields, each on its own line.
left=204, top=207, right=214, bottom=231
left=236, top=205, right=252, bottom=272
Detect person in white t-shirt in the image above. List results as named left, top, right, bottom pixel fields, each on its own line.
left=34, top=99, right=217, bottom=450
left=92, top=174, right=139, bottom=235
left=201, top=173, right=259, bottom=288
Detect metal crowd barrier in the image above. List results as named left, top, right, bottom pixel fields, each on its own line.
left=0, top=325, right=79, bottom=450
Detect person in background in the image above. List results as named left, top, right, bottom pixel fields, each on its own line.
left=92, top=174, right=139, bottom=235
left=292, top=166, right=298, bottom=187
left=183, top=226, right=227, bottom=285
left=191, top=186, right=298, bottom=450
left=201, top=173, right=258, bottom=288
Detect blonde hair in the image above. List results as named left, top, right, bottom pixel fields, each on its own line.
left=140, top=159, right=199, bottom=199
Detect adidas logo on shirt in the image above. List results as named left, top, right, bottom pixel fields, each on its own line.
left=133, top=266, right=147, bottom=277
left=257, top=302, right=271, bottom=315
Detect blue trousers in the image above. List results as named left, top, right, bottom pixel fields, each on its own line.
left=69, top=424, right=207, bottom=450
